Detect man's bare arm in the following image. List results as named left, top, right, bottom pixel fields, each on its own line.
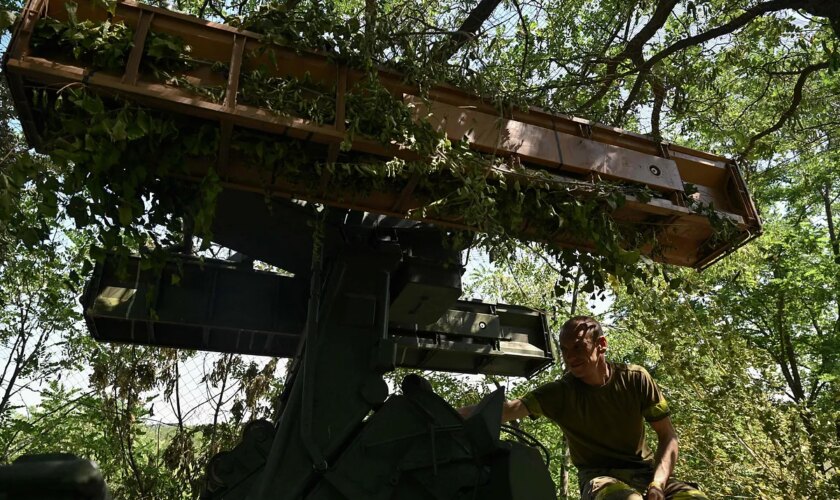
left=457, top=398, right=531, bottom=423
left=648, top=416, right=679, bottom=498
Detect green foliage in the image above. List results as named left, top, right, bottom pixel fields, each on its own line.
left=31, top=3, right=133, bottom=72
left=143, top=31, right=193, bottom=74
left=32, top=7, right=225, bottom=101
left=0, top=204, right=89, bottom=427
left=612, top=255, right=840, bottom=498
left=228, top=0, right=353, bottom=56
left=0, top=9, right=16, bottom=31
left=0, top=83, right=57, bottom=254
left=2, top=344, right=283, bottom=498
left=344, top=73, right=427, bottom=144
left=33, top=86, right=221, bottom=253
left=238, top=66, right=336, bottom=124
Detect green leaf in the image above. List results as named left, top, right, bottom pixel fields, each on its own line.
left=65, top=1, right=78, bottom=25
left=78, top=95, right=104, bottom=115
left=618, top=249, right=640, bottom=265
left=21, top=228, right=41, bottom=246
left=118, top=203, right=133, bottom=226
left=80, top=258, right=93, bottom=277
left=110, top=118, right=127, bottom=141
left=0, top=10, right=17, bottom=31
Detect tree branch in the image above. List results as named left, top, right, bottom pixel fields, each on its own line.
left=642, top=0, right=805, bottom=75
left=650, top=72, right=666, bottom=139
left=578, top=4, right=634, bottom=81
left=432, top=0, right=502, bottom=62
left=0, top=314, right=32, bottom=417
left=623, top=0, right=680, bottom=56
left=198, top=0, right=211, bottom=18
left=576, top=0, right=678, bottom=112
left=613, top=69, right=648, bottom=126
left=740, top=61, right=830, bottom=159
left=1, top=390, right=93, bottom=461
left=578, top=0, right=808, bottom=114
left=511, top=0, right=529, bottom=89
left=821, top=180, right=839, bottom=260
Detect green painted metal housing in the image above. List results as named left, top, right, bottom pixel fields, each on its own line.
left=83, top=254, right=554, bottom=378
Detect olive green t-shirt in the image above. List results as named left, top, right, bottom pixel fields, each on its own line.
left=520, top=363, right=670, bottom=469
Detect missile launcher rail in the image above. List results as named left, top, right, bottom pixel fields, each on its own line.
left=4, top=0, right=761, bottom=269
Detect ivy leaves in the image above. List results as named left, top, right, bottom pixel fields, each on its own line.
left=143, top=32, right=193, bottom=73
left=238, top=67, right=336, bottom=124
left=345, top=74, right=425, bottom=145
left=32, top=7, right=200, bottom=81
left=32, top=3, right=133, bottom=72
left=35, top=86, right=218, bottom=254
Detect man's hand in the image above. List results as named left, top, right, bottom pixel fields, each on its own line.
left=646, top=482, right=665, bottom=500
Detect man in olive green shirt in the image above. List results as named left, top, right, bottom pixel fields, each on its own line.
left=463, top=316, right=708, bottom=500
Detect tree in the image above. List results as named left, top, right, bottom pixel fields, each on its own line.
left=0, top=203, right=88, bottom=439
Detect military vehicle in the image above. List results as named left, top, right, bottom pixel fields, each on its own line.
left=0, top=1, right=760, bottom=498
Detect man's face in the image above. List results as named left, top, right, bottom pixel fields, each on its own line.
left=559, top=324, right=604, bottom=379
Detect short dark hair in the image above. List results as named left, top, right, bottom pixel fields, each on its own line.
left=560, top=316, right=603, bottom=342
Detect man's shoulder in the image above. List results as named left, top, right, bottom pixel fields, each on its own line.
left=610, top=362, right=648, bottom=373
left=620, top=363, right=648, bottom=373
left=521, top=373, right=576, bottom=417
left=527, top=372, right=576, bottom=398
left=612, top=363, right=657, bottom=386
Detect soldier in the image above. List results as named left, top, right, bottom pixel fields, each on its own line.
left=460, top=316, right=708, bottom=500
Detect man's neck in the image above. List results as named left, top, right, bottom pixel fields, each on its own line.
left=580, top=359, right=610, bottom=386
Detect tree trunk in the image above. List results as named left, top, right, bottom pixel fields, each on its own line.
left=364, top=0, right=377, bottom=59
left=559, top=440, right=571, bottom=498
left=559, top=269, right=582, bottom=498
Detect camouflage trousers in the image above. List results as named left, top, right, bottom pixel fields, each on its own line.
left=578, top=467, right=709, bottom=500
